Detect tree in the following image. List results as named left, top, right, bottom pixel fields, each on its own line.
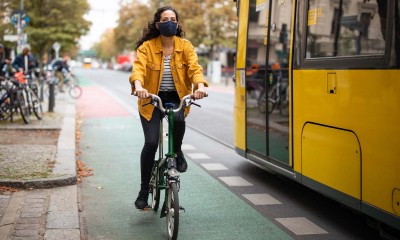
left=202, top=0, right=237, bottom=59
left=114, top=1, right=152, bottom=52
left=0, top=1, right=18, bottom=51
left=112, top=0, right=237, bottom=60
left=2, top=0, right=91, bottom=65
left=93, top=29, right=118, bottom=61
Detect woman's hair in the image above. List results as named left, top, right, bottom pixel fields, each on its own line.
left=135, top=6, right=184, bottom=50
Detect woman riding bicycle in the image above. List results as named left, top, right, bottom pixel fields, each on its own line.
left=129, top=6, right=208, bottom=210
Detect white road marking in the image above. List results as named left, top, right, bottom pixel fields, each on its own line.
left=242, top=194, right=282, bottom=205
left=187, top=153, right=210, bottom=159
left=275, top=217, right=328, bottom=235
left=218, top=176, right=253, bottom=186
left=201, top=163, right=228, bottom=171
left=181, top=144, right=196, bottom=150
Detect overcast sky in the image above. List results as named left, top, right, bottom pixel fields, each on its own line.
left=79, top=0, right=151, bottom=51
left=79, top=0, right=121, bottom=50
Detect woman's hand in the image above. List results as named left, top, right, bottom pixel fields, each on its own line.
left=194, top=83, right=206, bottom=99
left=134, top=80, right=149, bottom=98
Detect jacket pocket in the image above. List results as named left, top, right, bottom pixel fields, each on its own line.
left=146, top=63, right=161, bottom=71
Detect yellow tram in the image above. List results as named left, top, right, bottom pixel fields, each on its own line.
left=233, top=0, right=400, bottom=232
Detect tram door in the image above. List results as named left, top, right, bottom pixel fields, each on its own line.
left=245, top=0, right=292, bottom=165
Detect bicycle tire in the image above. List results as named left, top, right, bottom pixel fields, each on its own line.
left=69, top=85, right=82, bottom=99
left=0, top=89, right=11, bottom=120
left=17, top=90, right=30, bottom=124
left=166, top=182, right=179, bottom=240
left=30, top=90, right=43, bottom=120
left=257, top=90, right=266, bottom=113
left=150, top=165, right=160, bottom=211
left=268, top=86, right=278, bottom=113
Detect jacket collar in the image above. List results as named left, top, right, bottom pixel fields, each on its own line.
left=154, top=36, right=183, bottom=54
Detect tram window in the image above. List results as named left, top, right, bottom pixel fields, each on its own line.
left=306, top=0, right=387, bottom=58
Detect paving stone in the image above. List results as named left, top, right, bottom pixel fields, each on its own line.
left=20, top=207, right=43, bottom=213
left=26, top=191, right=47, bottom=199
left=44, top=229, right=80, bottom=240
left=14, top=224, right=40, bottom=230
left=20, top=212, right=43, bottom=218
left=12, top=229, right=39, bottom=237
left=22, top=203, right=44, bottom=208
left=17, top=217, right=41, bottom=224
left=25, top=199, right=45, bottom=203
left=9, top=236, right=39, bottom=240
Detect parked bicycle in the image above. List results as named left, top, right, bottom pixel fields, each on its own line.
left=136, top=93, right=207, bottom=240
left=258, top=69, right=288, bottom=115
left=0, top=76, right=30, bottom=124
left=16, top=72, right=43, bottom=120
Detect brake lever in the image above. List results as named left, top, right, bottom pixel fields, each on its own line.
left=142, top=102, right=152, bottom=107
left=188, top=100, right=201, bottom=108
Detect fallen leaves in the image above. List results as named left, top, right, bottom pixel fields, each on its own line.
left=76, top=160, right=93, bottom=184
left=75, top=111, right=93, bottom=184
left=0, top=186, right=19, bottom=192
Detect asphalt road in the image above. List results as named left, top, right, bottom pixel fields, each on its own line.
left=75, top=68, right=385, bottom=240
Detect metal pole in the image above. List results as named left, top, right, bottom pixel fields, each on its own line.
left=48, top=82, right=55, bottom=112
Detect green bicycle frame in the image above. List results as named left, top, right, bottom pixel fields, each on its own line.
left=156, top=107, right=176, bottom=190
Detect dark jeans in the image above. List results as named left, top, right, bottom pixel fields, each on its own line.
left=139, top=91, right=185, bottom=191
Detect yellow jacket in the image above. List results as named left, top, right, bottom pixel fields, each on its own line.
left=129, top=36, right=209, bottom=121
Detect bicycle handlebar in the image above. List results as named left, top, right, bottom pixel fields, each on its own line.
left=134, top=92, right=208, bottom=113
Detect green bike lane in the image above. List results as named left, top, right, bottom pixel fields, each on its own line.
left=77, top=77, right=292, bottom=240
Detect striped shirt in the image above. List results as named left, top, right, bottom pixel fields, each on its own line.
left=159, top=55, right=176, bottom=91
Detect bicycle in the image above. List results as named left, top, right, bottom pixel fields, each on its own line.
left=19, top=73, right=43, bottom=120
left=0, top=76, right=30, bottom=124
left=44, top=71, right=82, bottom=99
left=257, top=69, right=288, bottom=115
left=137, top=93, right=206, bottom=240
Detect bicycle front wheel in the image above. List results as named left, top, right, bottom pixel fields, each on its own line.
left=166, top=182, right=179, bottom=240
left=69, top=85, right=82, bottom=99
left=150, top=165, right=160, bottom=211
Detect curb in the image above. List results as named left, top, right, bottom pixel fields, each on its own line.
left=0, top=97, right=77, bottom=189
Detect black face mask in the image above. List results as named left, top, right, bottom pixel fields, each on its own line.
left=158, top=21, right=178, bottom=37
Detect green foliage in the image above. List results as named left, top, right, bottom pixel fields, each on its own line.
left=0, top=0, right=91, bottom=62
left=114, top=1, right=152, bottom=53
left=98, top=0, right=237, bottom=60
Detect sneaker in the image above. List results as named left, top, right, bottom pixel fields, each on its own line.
left=176, top=152, right=188, bottom=172
left=134, top=189, right=149, bottom=209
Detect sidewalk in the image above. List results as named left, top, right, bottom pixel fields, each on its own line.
left=0, top=95, right=80, bottom=240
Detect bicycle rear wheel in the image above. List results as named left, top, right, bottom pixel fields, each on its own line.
left=69, top=85, right=82, bottom=99
left=257, top=90, right=266, bottom=113
left=268, top=86, right=278, bottom=113
left=166, top=182, right=179, bottom=240
left=30, top=90, right=43, bottom=120
left=17, top=90, right=30, bottom=124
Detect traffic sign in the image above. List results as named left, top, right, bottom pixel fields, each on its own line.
left=4, top=35, right=19, bottom=42
left=10, top=10, right=29, bottom=28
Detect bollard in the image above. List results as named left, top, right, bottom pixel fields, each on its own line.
left=40, top=79, right=44, bottom=102
left=48, top=81, right=55, bottom=112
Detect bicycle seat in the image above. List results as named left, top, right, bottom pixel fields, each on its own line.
left=164, top=102, right=176, bottom=109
